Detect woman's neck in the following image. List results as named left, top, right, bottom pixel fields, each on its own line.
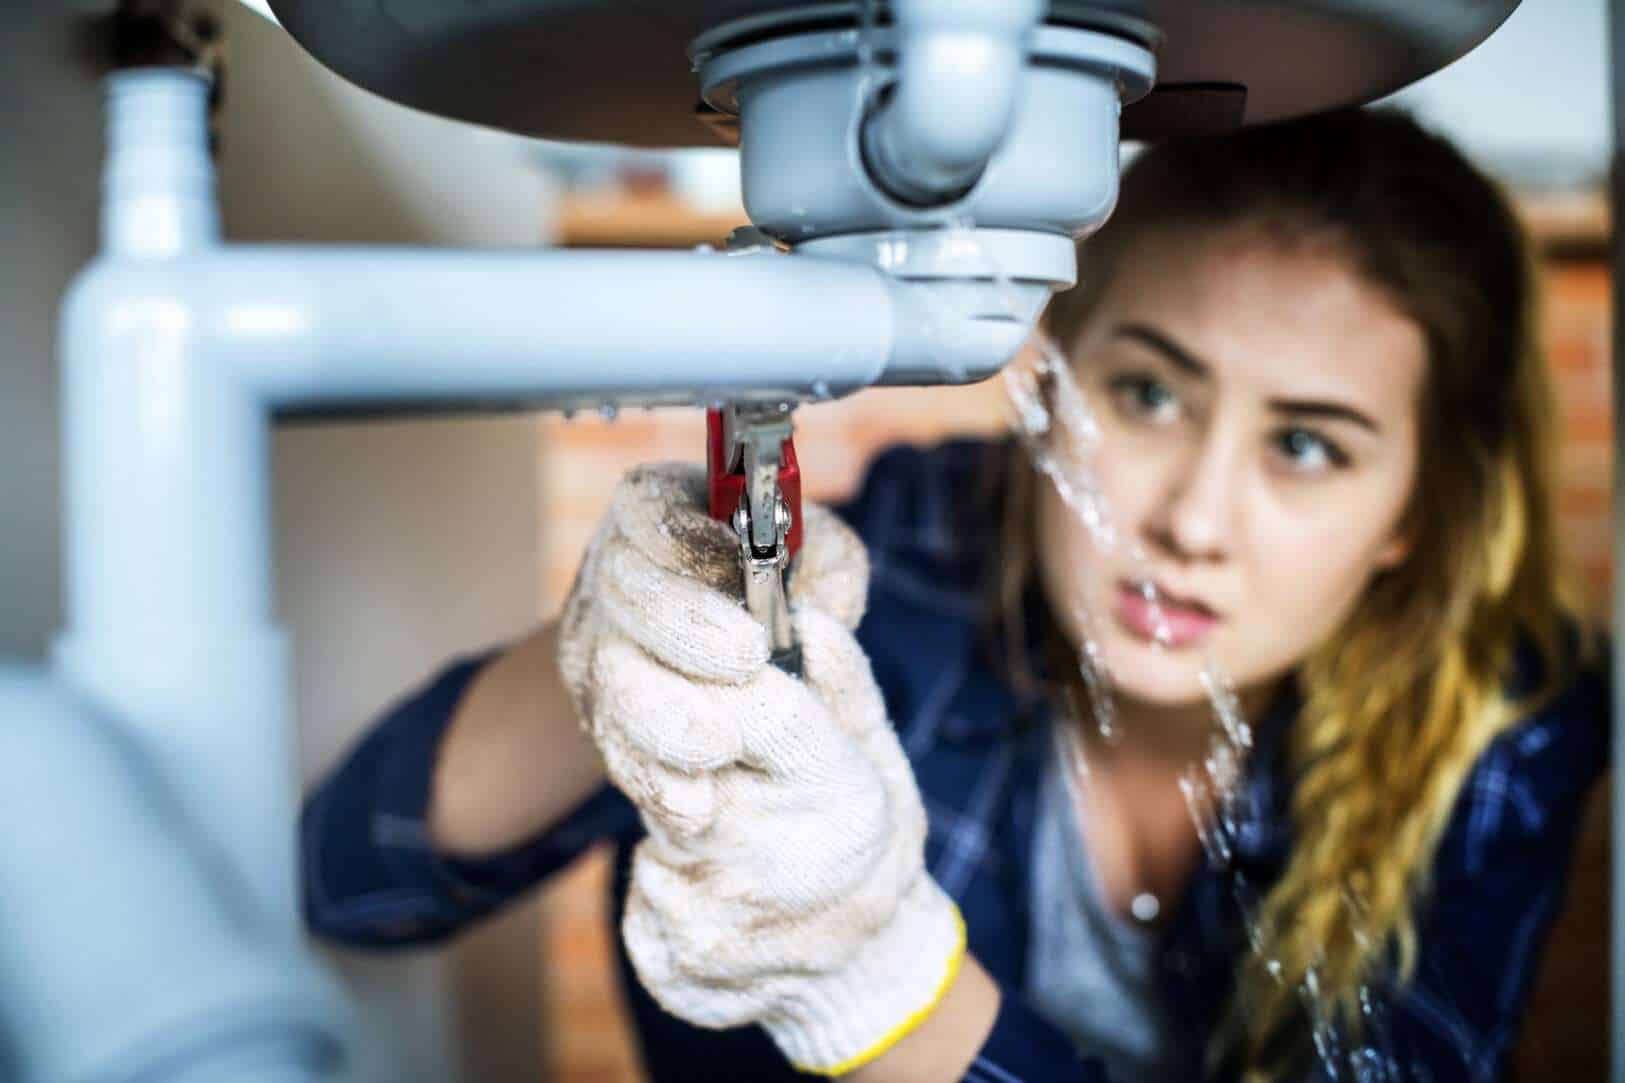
left=1059, top=676, right=1283, bottom=923
left=1069, top=676, right=1281, bottom=771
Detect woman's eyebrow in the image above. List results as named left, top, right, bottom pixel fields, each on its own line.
left=1112, top=322, right=1383, bottom=434
left=1267, top=398, right=1382, bottom=434
left=1111, top=323, right=1211, bottom=380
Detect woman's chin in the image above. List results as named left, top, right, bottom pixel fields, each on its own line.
left=1097, top=638, right=1217, bottom=708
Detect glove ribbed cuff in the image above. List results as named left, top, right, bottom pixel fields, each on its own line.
left=766, top=877, right=967, bottom=1076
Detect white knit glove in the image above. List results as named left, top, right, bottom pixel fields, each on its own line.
left=557, top=463, right=965, bottom=1075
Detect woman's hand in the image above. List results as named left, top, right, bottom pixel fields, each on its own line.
left=557, top=463, right=966, bottom=1076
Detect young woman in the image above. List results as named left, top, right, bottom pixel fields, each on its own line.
left=301, top=108, right=1607, bottom=1082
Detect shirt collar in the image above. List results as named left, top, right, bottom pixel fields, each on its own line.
left=941, top=575, right=1301, bottom=869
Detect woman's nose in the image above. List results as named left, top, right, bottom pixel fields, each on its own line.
left=1142, top=428, right=1239, bottom=564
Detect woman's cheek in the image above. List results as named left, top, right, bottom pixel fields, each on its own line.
left=1093, top=440, right=1171, bottom=535
left=1239, top=511, right=1377, bottom=671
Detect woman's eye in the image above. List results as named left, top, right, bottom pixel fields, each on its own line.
left=1273, top=428, right=1349, bottom=472
left=1108, top=375, right=1180, bottom=423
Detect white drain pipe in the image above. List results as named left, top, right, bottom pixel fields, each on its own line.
left=56, top=63, right=1062, bottom=966
left=26, top=2, right=1148, bottom=1068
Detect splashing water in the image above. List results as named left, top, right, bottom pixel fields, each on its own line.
left=1342, top=882, right=1375, bottom=954
left=1350, top=983, right=1402, bottom=1083
left=1349, top=1047, right=1396, bottom=1083
left=1075, top=610, right=1118, bottom=744
left=1003, top=358, right=1119, bottom=550
left=1301, top=964, right=1348, bottom=1080
left=967, top=235, right=1361, bottom=1076
left=843, top=12, right=1377, bottom=1077
left=1201, top=659, right=1254, bottom=752
left=1179, top=769, right=1234, bottom=867
left=1058, top=707, right=1091, bottom=781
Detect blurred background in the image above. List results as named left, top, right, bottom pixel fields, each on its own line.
left=0, top=0, right=1611, bottom=1080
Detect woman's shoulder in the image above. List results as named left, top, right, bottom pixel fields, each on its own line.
left=822, top=440, right=1017, bottom=749
left=829, top=437, right=1010, bottom=619
left=1497, top=625, right=1610, bottom=788
left=1439, top=632, right=1609, bottom=875
left=831, top=436, right=1008, bottom=560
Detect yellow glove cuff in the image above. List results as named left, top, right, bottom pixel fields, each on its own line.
left=792, top=904, right=969, bottom=1077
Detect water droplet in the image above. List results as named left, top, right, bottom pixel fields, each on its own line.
left=1001, top=352, right=1119, bottom=551
left=1204, top=742, right=1241, bottom=797
left=1003, top=365, right=1051, bottom=436
left=598, top=403, right=619, bottom=422
left=1299, top=965, right=1347, bottom=1080
left=1312, top=1026, right=1344, bottom=1081
left=1349, top=1048, right=1395, bottom=1083
left=1058, top=722, right=1091, bottom=781
left=693, top=242, right=715, bottom=254
left=1201, top=661, right=1253, bottom=751
left=1180, top=771, right=1232, bottom=867
left=1073, top=621, right=1117, bottom=744
left=811, top=380, right=832, bottom=401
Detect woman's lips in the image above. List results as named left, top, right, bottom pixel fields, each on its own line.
left=1114, top=580, right=1221, bottom=648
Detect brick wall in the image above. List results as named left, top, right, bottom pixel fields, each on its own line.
left=533, top=256, right=1613, bottom=1082
left=1545, top=263, right=1614, bottom=607
left=1513, top=259, right=1612, bottom=1083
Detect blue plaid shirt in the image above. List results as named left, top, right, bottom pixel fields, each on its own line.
left=302, top=439, right=1608, bottom=1082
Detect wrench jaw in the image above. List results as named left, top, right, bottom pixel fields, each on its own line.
left=732, top=496, right=800, bottom=675
left=708, top=404, right=803, bottom=676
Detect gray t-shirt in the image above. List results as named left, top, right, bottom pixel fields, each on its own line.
left=1025, top=723, right=1182, bottom=1080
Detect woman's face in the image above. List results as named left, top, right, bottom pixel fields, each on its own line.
left=1036, top=223, right=1425, bottom=709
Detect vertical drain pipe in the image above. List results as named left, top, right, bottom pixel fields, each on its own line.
left=1610, top=0, right=1624, bottom=1077
left=57, top=68, right=294, bottom=936
left=38, top=63, right=350, bottom=1081
left=0, top=670, right=346, bottom=1083
left=100, top=66, right=220, bottom=258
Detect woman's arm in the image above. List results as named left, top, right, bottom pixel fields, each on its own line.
left=844, top=954, right=1001, bottom=1083
left=428, top=618, right=606, bottom=857
left=300, top=620, right=633, bottom=947
left=844, top=955, right=1112, bottom=1083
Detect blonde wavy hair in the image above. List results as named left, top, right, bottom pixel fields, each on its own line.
left=987, top=108, right=1592, bottom=1078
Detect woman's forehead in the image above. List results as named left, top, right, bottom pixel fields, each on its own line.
left=1088, top=223, right=1426, bottom=409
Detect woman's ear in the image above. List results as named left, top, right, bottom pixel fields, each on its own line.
left=1374, top=498, right=1419, bottom=573
left=1374, top=530, right=1412, bottom=572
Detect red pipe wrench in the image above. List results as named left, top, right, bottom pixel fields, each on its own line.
left=706, top=406, right=803, bottom=674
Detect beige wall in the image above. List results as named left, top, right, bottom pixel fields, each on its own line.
left=0, top=7, right=105, bottom=660
left=4, top=4, right=556, bottom=1079
left=213, top=5, right=553, bottom=1082
left=275, top=416, right=544, bottom=1083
